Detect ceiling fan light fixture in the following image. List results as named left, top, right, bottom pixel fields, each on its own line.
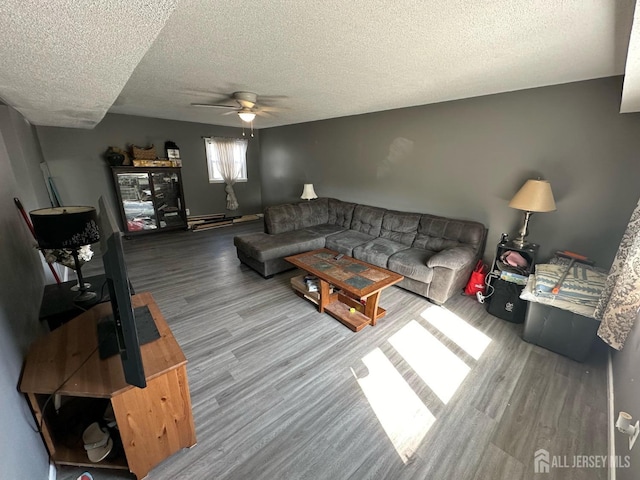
left=238, top=111, right=256, bottom=123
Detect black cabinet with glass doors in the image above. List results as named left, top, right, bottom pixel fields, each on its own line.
left=111, top=167, right=187, bottom=236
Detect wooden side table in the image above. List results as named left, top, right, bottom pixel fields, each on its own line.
left=21, top=292, right=196, bottom=479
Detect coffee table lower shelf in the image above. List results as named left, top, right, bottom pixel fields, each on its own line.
left=290, top=275, right=386, bottom=332
left=324, top=301, right=372, bottom=332
left=291, top=275, right=337, bottom=305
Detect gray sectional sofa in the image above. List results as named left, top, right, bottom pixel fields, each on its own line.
left=233, top=198, right=487, bottom=304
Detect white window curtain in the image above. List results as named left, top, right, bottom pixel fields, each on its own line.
left=594, top=196, right=640, bottom=350
left=205, top=137, right=248, bottom=211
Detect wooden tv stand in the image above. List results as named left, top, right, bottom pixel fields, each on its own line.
left=20, top=292, right=196, bottom=479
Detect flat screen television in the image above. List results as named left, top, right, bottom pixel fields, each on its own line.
left=97, top=196, right=159, bottom=388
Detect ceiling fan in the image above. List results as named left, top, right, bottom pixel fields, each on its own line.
left=191, top=91, right=274, bottom=123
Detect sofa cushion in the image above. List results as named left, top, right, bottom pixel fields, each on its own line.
left=380, top=210, right=420, bottom=246
left=350, top=205, right=385, bottom=236
left=388, top=248, right=435, bottom=284
left=303, top=223, right=346, bottom=237
left=234, top=230, right=325, bottom=262
left=297, top=198, right=329, bottom=228
left=353, top=238, right=411, bottom=268
left=264, top=203, right=301, bottom=234
left=413, top=214, right=485, bottom=252
left=328, top=198, right=356, bottom=228
left=325, top=230, right=375, bottom=256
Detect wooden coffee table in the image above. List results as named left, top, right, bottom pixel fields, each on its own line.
left=285, top=248, right=404, bottom=331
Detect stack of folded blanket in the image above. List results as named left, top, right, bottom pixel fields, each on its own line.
left=520, top=258, right=607, bottom=318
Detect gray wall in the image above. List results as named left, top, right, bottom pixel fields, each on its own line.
left=0, top=106, right=50, bottom=479
left=259, top=76, right=640, bottom=268
left=613, top=317, right=640, bottom=480
left=36, top=113, right=263, bottom=224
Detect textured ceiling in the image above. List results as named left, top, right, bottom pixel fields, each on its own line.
left=0, top=0, right=638, bottom=129
left=0, top=0, right=177, bottom=127
left=621, top=1, right=640, bottom=112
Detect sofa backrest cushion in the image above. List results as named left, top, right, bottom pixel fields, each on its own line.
left=350, top=205, right=385, bottom=236
left=264, top=203, right=300, bottom=234
left=328, top=198, right=356, bottom=228
left=413, top=214, right=486, bottom=253
left=297, top=198, right=329, bottom=228
left=380, top=210, right=421, bottom=246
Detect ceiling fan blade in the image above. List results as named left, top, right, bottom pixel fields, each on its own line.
left=257, top=105, right=285, bottom=113
left=255, top=110, right=274, bottom=118
left=221, top=110, right=239, bottom=116
left=191, top=103, right=237, bottom=109
left=254, top=94, right=288, bottom=104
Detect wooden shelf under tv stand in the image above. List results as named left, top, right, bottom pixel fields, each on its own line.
left=20, top=292, right=196, bottom=480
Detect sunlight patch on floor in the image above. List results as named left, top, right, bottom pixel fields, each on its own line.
left=354, top=309, right=492, bottom=462
left=420, top=306, right=492, bottom=360
left=389, top=320, right=470, bottom=404
left=351, top=348, right=436, bottom=463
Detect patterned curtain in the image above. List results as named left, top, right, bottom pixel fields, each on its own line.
left=595, top=196, right=640, bottom=350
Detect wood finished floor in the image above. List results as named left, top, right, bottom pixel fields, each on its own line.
left=59, top=221, right=609, bottom=480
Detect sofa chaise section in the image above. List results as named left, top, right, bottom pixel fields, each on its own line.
left=235, top=198, right=343, bottom=277
left=234, top=229, right=326, bottom=278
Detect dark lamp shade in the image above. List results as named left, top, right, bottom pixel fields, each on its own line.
left=30, top=206, right=100, bottom=249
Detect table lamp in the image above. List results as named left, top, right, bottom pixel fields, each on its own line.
left=508, top=179, right=556, bottom=248
left=301, top=184, right=318, bottom=200
left=30, top=206, right=100, bottom=302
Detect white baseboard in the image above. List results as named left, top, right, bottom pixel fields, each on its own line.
left=607, top=348, right=616, bottom=480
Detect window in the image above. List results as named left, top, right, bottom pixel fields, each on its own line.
left=204, top=137, right=248, bottom=183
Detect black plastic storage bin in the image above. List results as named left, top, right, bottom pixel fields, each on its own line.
left=486, top=278, right=527, bottom=323
left=522, top=301, right=600, bottom=362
